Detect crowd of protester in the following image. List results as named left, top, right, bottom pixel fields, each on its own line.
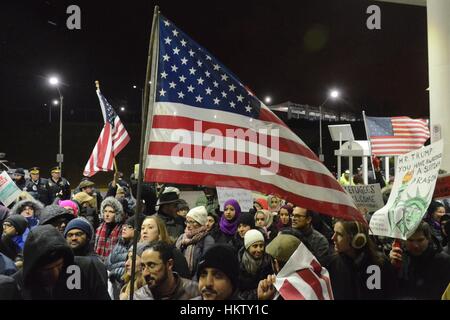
left=0, top=165, right=450, bottom=300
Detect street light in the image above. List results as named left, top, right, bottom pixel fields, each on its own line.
left=264, top=96, right=272, bottom=104
left=49, top=76, right=64, bottom=173
left=319, top=89, right=340, bottom=162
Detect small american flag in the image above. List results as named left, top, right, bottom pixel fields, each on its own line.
left=275, top=243, right=334, bottom=300
left=365, top=116, right=430, bottom=156
left=83, top=90, right=130, bottom=177
left=143, top=14, right=363, bottom=222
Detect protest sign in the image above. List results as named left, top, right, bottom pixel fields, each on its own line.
left=344, top=184, right=384, bottom=213
left=369, top=141, right=443, bottom=240
left=0, top=171, right=22, bottom=207
left=217, top=187, right=254, bottom=212
left=433, top=174, right=450, bottom=200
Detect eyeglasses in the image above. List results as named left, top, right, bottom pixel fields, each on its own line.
left=2, top=222, right=12, bottom=228
left=122, top=225, right=134, bottom=230
left=292, top=214, right=307, bottom=219
left=185, top=220, right=198, bottom=226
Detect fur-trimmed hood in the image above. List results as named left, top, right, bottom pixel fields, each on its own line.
left=10, top=198, right=44, bottom=219
left=100, top=197, right=124, bottom=223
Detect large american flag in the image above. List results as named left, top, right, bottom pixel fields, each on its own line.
left=275, top=243, right=334, bottom=300
left=83, top=90, right=130, bottom=177
left=366, top=116, right=430, bottom=156
left=143, top=15, right=363, bottom=222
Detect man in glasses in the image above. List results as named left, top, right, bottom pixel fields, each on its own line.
left=63, top=217, right=95, bottom=257
left=290, top=206, right=330, bottom=264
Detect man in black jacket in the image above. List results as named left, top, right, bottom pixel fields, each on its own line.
left=24, top=167, right=49, bottom=205
left=46, top=167, right=71, bottom=203
left=12, top=225, right=110, bottom=300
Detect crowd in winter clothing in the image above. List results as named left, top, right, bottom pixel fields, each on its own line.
left=1, top=166, right=450, bottom=301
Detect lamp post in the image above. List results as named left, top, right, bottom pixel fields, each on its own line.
left=319, top=89, right=340, bottom=162
left=49, top=76, right=64, bottom=174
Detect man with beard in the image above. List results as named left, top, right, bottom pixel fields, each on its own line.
left=63, top=217, right=97, bottom=258
left=194, top=243, right=242, bottom=300
left=12, top=225, right=110, bottom=299
left=12, top=168, right=27, bottom=190
left=24, top=167, right=49, bottom=205
left=134, top=241, right=199, bottom=300
left=155, top=187, right=185, bottom=241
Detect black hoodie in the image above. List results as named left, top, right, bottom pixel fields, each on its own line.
left=12, top=225, right=110, bottom=300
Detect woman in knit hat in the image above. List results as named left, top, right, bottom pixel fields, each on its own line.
left=175, top=206, right=215, bottom=278
left=58, top=200, right=79, bottom=217
left=218, top=199, right=241, bottom=244
left=238, top=229, right=274, bottom=300
left=230, top=212, right=256, bottom=252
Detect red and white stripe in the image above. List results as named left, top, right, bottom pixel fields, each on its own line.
left=144, top=102, right=364, bottom=222
left=371, top=117, right=430, bottom=156
left=275, top=243, right=334, bottom=300
left=83, top=91, right=130, bottom=177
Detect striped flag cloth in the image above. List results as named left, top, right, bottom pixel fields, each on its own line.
left=143, top=14, right=363, bottom=222
left=274, top=242, right=334, bottom=300
left=83, top=90, right=130, bottom=177
left=366, top=116, right=430, bottom=156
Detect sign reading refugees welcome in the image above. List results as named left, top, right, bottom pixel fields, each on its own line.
left=344, top=184, right=384, bottom=213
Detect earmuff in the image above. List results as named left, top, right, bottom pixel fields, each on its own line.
left=351, top=221, right=367, bottom=250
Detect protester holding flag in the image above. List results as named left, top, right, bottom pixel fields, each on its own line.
left=326, top=220, right=397, bottom=299
left=238, top=229, right=274, bottom=300
left=83, top=83, right=130, bottom=178
left=389, top=221, right=450, bottom=299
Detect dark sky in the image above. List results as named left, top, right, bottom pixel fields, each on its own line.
left=1, top=0, right=429, bottom=123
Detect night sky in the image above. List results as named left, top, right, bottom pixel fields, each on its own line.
left=0, top=0, right=429, bottom=182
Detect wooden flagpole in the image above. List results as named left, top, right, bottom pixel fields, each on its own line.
left=129, top=5, right=160, bottom=300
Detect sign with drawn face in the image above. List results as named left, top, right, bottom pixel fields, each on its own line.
left=369, top=141, right=443, bottom=240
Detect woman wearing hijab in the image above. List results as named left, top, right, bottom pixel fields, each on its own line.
left=217, top=199, right=241, bottom=244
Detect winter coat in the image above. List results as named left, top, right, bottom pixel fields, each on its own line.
left=12, top=225, right=110, bottom=300
left=46, top=177, right=71, bottom=203
left=325, top=252, right=398, bottom=300
left=0, top=252, right=17, bottom=276
left=294, top=226, right=330, bottom=264
left=238, top=247, right=274, bottom=300
left=10, top=199, right=44, bottom=226
left=106, top=238, right=132, bottom=282
left=24, top=178, right=49, bottom=205
left=397, top=244, right=450, bottom=300
left=134, top=272, right=200, bottom=300
left=176, top=233, right=215, bottom=278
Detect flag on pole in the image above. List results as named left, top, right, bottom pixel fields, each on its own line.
left=365, top=116, right=430, bottom=156
left=83, top=90, right=130, bottom=177
left=274, top=242, right=334, bottom=300
left=143, top=14, right=363, bottom=222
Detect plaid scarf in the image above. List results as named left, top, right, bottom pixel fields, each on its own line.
left=95, top=222, right=122, bottom=260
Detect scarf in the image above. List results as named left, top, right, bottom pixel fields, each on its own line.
left=95, top=222, right=122, bottom=260
left=241, top=250, right=263, bottom=275
left=177, top=225, right=209, bottom=273
left=219, top=199, right=241, bottom=236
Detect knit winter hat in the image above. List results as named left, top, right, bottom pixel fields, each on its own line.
left=266, top=233, right=300, bottom=263
left=58, top=200, right=79, bottom=217
left=197, top=244, right=239, bottom=290
left=244, top=229, right=265, bottom=250
left=186, top=206, right=208, bottom=226
left=237, top=212, right=256, bottom=228
left=63, top=218, right=93, bottom=240
left=5, top=215, right=28, bottom=235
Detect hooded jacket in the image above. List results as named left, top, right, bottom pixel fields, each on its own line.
left=10, top=198, right=44, bottom=228
left=100, top=197, right=124, bottom=224
left=12, top=225, right=110, bottom=300
left=39, top=205, right=74, bottom=226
